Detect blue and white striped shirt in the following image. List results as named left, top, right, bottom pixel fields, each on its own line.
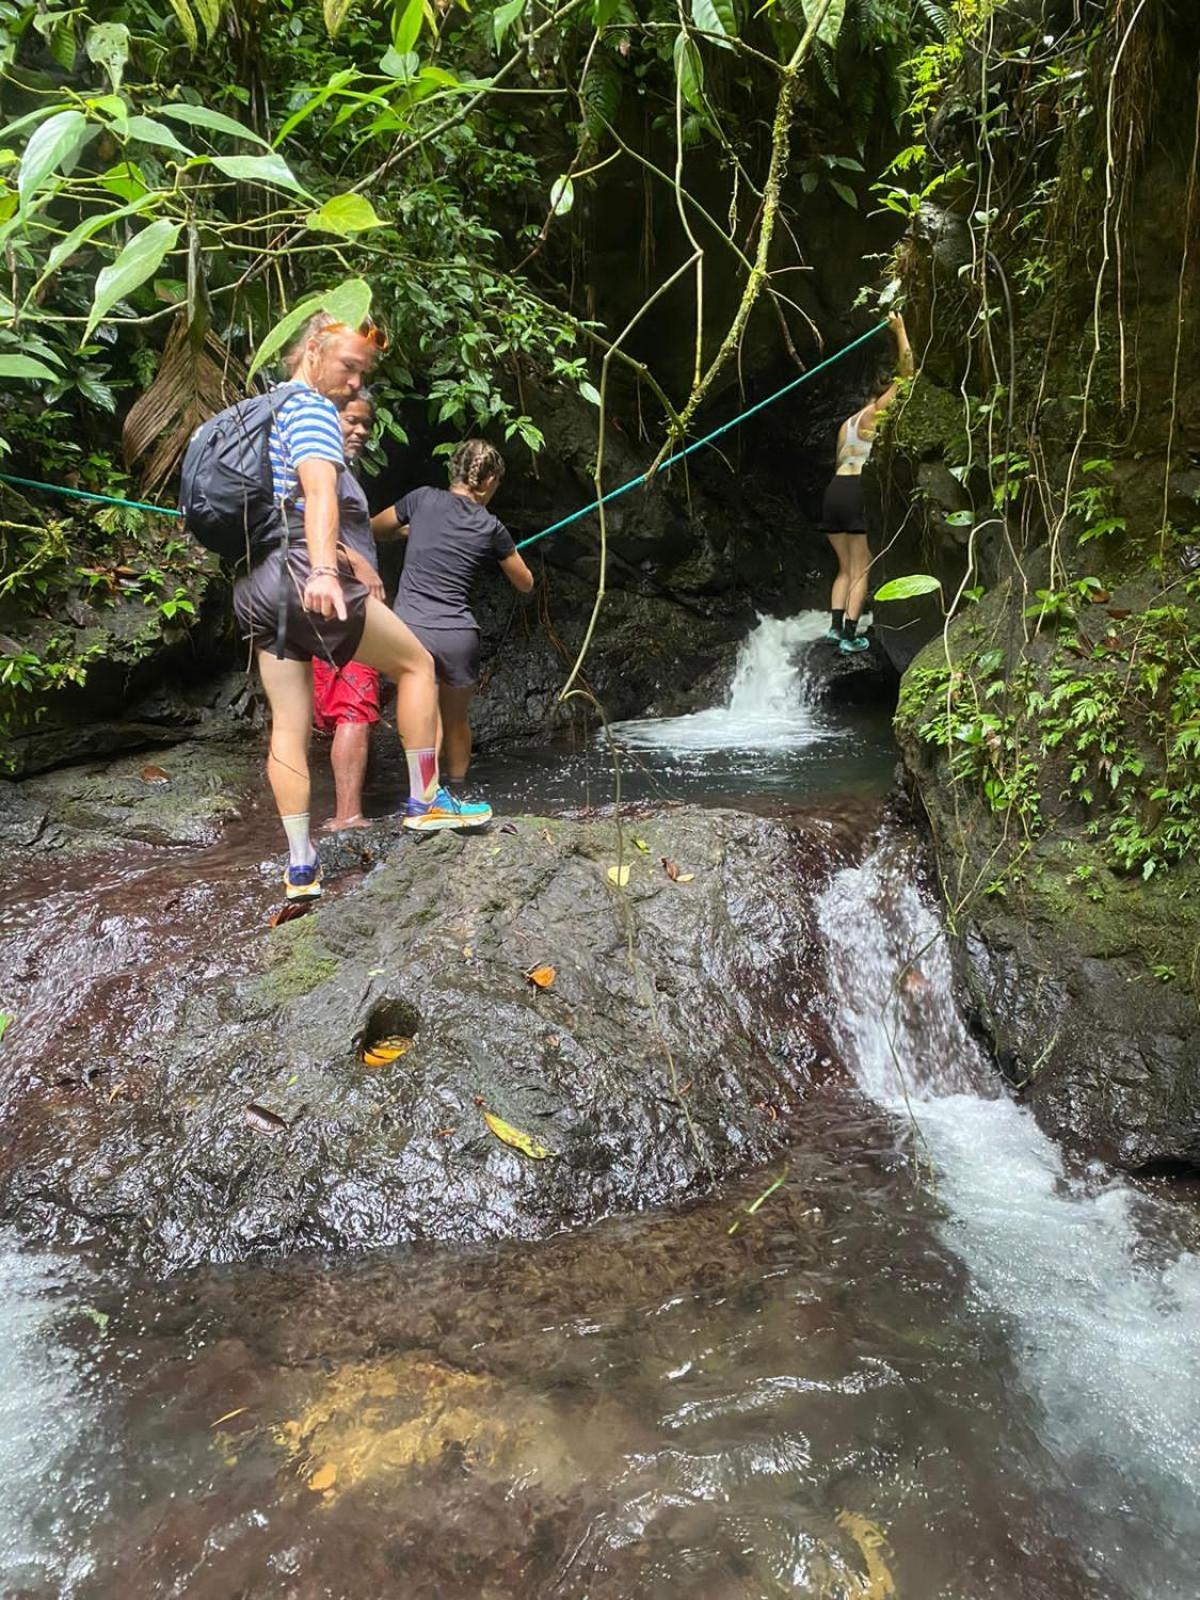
left=267, top=383, right=344, bottom=507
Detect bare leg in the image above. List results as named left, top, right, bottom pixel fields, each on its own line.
left=353, top=599, right=437, bottom=743
left=439, top=684, right=475, bottom=782
left=845, top=534, right=873, bottom=623
left=827, top=533, right=852, bottom=613
left=326, top=721, right=371, bottom=827
left=258, top=652, right=314, bottom=818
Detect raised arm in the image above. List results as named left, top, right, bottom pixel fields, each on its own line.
left=499, top=550, right=534, bottom=594
left=872, top=313, right=914, bottom=416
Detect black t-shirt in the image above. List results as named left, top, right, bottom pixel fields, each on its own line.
left=337, top=469, right=379, bottom=573
left=393, top=486, right=516, bottom=630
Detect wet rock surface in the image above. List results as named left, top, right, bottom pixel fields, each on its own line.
left=1, top=796, right=854, bottom=1272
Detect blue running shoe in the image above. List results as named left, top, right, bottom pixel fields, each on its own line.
left=822, top=628, right=843, bottom=644
left=403, top=786, right=493, bottom=832
left=283, top=860, right=322, bottom=900
left=839, top=634, right=870, bottom=654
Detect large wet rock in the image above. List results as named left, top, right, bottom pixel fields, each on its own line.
left=1, top=805, right=849, bottom=1272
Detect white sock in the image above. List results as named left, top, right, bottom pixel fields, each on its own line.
left=281, top=812, right=316, bottom=867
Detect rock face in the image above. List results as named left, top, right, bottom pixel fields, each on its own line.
left=0, top=799, right=850, bottom=1272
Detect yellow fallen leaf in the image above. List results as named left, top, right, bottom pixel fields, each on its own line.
left=462, top=945, right=474, bottom=959
left=308, top=1462, right=338, bottom=1493
left=360, top=1036, right=413, bottom=1068
left=524, top=963, right=556, bottom=989
left=676, top=872, right=695, bottom=883
left=607, top=864, right=630, bottom=887
left=210, top=1406, right=248, bottom=1428
left=632, top=837, right=650, bottom=852
left=484, top=1110, right=553, bottom=1159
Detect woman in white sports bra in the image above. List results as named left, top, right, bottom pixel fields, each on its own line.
left=820, top=312, right=913, bottom=654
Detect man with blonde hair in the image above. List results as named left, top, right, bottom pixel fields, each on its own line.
left=233, top=311, right=492, bottom=900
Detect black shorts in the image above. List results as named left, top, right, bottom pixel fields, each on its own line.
left=233, top=546, right=369, bottom=667
left=821, top=475, right=868, bottom=534
left=402, top=620, right=480, bottom=689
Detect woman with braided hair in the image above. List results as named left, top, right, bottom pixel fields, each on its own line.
left=372, top=439, right=534, bottom=786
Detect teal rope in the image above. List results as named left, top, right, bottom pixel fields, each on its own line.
left=513, top=320, right=890, bottom=552
left=0, top=470, right=183, bottom=516
left=0, top=321, right=887, bottom=538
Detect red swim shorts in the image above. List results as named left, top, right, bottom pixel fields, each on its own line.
left=312, top=658, right=381, bottom=732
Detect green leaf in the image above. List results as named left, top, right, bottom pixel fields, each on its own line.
left=324, top=0, right=357, bottom=35
left=274, top=69, right=361, bottom=144
left=393, top=0, right=425, bottom=54
left=873, top=573, right=942, bottom=602
left=0, top=354, right=59, bottom=382
left=210, top=152, right=310, bottom=196
left=592, top=0, right=624, bottom=23
left=125, top=116, right=195, bottom=157
left=307, top=192, right=384, bottom=234
left=492, top=0, right=526, bottom=49
left=158, top=104, right=272, bottom=148
left=84, top=218, right=181, bottom=342
left=673, top=31, right=705, bottom=111
left=0, top=1012, right=10, bottom=1044
left=579, top=380, right=601, bottom=406
left=49, top=16, right=77, bottom=72
left=245, top=277, right=373, bottom=383
left=194, top=0, right=225, bottom=39
left=379, top=46, right=419, bottom=79
left=18, top=109, right=89, bottom=212
left=830, top=179, right=857, bottom=208
left=26, top=193, right=160, bottom=302
left=805, top=0, right=846, bottom=44
left=690, top=0, right=735, bottom=46
left=86, top=22, right=131, bottom=91
left=166, top=0, right=199, bottom=49
left=549, top=174, right=574, bottom=216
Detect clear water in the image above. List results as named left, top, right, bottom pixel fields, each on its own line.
left=2, top=612, right=1198, bottom=1598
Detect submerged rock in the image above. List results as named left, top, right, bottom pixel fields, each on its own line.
left=0, top=805, right=849, bottom=1271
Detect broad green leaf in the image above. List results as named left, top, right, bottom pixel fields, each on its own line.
left=158, top=104, right=271, bottom=148
left=804, top=0, right=846, bottom=44
left=392, top=0, right=425, bottom=54
left=549, top=174, right=574, bottom=216
left=98, top=162, right=150, bottom=202
left=245, top=277, right=373, bottom=382
left=324, top=0, right=357, bottom=35
left=690, top=0, right=735, bottom=46
left=306, top=192, right=384, bottom=234
left=87, top=94, right=130, bottom=136
left=873, top=573, right=942, bottom=603
left=483, top=1110, right=553, bottom=1160
left=84, top=218, right=181, bottom=341
left=86, top=22, right=130, bottom=91
left=492, top=0, right=526, bottom=49
left=125, top=116, right=195, bottom=158
left=166, top=0, right=199, bottom=49
left=830, top=179, right=857, bottom=208
left=210, top=152, right=310, bottom=195
left=49, top=15, right=76, bottom=72
left=0, top=354, right=60, bottom=382
left=380, top=47, right=419, bottom=79
left=0, top=1012, right=10, bottom=1043
left=0, top=106, right=64, bottom=143
left=193, top=0, right=225, bottom=40
left=18, top=109, right=89, bottom=211
left=26, top=193, right=160, bottom=302
left=592, top=0, right=625, bottom=23
left=274, top=69, right=360, bottom=145
left=579, top=380, right=601, bottom=406
left=673, top=32, right=705, bottom=111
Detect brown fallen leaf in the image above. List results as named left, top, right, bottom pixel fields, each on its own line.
left=546, top=1034, right=561, bottom=1049
left=484, top=1110, right=553, bottom=1159
left=1106, top=607, right=1131, bottom=620
left=525, top=964, right=556, bottom=989
left=499, top=822, right=518, bottom=835
left=308, top=1462, right=338, bottom=1493
left=661, top=857, right=695, bottom=884
left=360, top=1036, right=413, bottom=1068
left=140, top=764, right=170, bottom=784
left=1086, top=588, right=1112, bottom=604
left=244, top=1103, right=288, bottom=1136
left=540, top=827, right=554, bottom=845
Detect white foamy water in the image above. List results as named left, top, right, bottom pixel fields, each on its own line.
left=611, top=611, right=835, bottom=752
left=0, top=1240, right=98, bottom=1594
left=817, top=843, right=1200, bottom=1599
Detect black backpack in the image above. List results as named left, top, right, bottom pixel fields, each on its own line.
left=179, top=383, right=303, bottom=564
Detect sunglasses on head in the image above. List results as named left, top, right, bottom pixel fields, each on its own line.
left=325, top=317, right=388, bottom=352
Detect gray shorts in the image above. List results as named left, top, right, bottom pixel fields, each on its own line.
left=233, top=547, right=369, bottom=667
left=403, top=620, right=480, bottom=689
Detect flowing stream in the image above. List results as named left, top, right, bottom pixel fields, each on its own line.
left=1, top=613, right=1198, bottom=1597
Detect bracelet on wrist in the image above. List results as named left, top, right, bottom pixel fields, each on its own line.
left=309, top=565, right=340, bottom=578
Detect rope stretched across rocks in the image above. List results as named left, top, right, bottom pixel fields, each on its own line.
left=0, top=320, right=890, bottom=544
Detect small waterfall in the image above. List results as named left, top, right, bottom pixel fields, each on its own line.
left=817, top=839, right=1200, bottom=1600
left=611, top=611, right=833, bottom=752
